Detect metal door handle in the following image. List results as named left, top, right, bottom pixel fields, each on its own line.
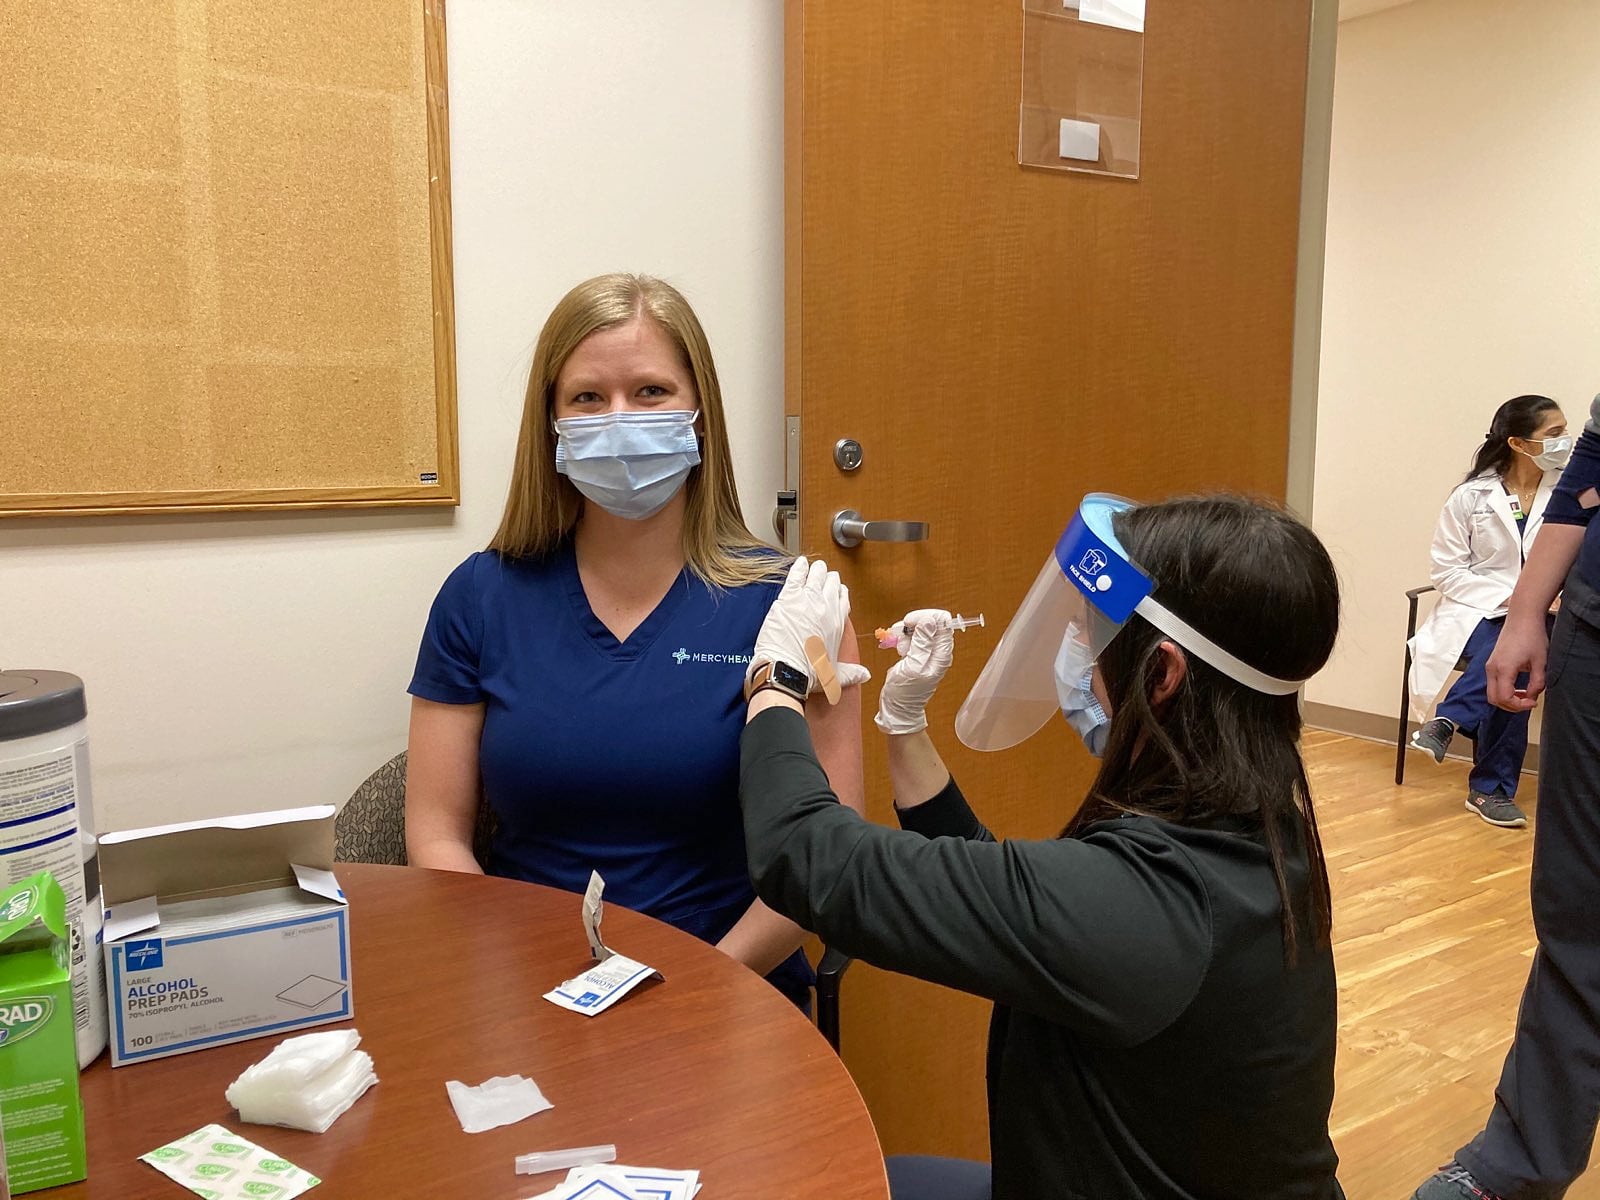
left=832, top=509, right=930, bottom=548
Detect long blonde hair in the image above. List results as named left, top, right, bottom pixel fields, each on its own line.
left=488, top=273, right=781, bottom=588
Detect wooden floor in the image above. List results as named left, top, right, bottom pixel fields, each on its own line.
left=1312, top=729, right=1600, bottom=1198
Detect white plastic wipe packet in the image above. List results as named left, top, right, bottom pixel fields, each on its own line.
left=525, top=1163, right=701, bottom=1200
left=445, top=1074, right=553, bottom=1133
left=225, top=1029, right=378, bottom=1133
left=542, top=871, right=661, bottom=1017
left=140, top=1124, right=321, bottom=1198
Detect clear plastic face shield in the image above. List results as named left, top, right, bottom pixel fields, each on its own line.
left=954, top=493, right=1304, bottom=752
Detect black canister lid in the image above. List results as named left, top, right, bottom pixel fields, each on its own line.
left=0, top=671, right=88, bottom=740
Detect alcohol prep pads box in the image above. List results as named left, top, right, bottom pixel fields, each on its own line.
left=100, top=805, right=352, bottom=1067
left=0, top=872, right=87, bottom=1193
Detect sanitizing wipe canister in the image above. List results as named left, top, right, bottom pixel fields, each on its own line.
left=0, top=672, right=109, bottom=1068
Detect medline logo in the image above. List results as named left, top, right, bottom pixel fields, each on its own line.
left=0, top=996, right=54, bottom=1047
left=670, top=647, right=753, bottom=666
left=127, top=938, right=164, bottom=969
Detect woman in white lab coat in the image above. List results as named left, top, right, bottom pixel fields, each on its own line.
left=1408, top=395, right=1570, bottom=827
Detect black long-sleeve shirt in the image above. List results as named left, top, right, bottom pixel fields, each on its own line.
left=740, top=707, right=1341, bottom=1200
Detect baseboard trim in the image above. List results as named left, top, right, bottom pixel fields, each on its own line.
left=1302, top=701, right=1541, bottom=775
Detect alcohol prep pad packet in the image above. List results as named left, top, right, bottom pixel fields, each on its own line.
left=543, top=871, right=661, bottom=1016
left=543, top=953, right=660, bottom=1016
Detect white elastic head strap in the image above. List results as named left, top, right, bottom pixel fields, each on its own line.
left=1133, top=596, right=1303, bottom=696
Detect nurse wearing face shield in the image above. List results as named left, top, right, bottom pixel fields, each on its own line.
left=739, top=494, right=1346, bottom=1200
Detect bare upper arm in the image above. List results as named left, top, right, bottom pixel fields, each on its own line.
left=807, top=617, right=866, bottom=815
left=405, top=696, right=487, bottom=870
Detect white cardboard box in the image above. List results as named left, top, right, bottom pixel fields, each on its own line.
left=100, top=805, right=352, bottom=1067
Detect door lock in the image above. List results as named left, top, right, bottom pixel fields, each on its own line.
left=772, top=490, right=798, bottom=551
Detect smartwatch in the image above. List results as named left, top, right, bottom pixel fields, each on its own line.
left=744, top=659, right=811, bottom=704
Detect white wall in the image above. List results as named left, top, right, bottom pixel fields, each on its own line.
left=0, top=2, right=786, bottom=831
left=1308, top=0, right=1600, bottom=722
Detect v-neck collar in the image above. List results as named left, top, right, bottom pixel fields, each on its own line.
left=557, top=540, right=691, bottom=660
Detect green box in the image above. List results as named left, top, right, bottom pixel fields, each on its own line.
left=0, top=872, right=87, bottom=1193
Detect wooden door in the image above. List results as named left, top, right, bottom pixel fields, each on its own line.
left=786, top=0, right=1315, bottom=1160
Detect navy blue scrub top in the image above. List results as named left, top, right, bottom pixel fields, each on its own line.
left=409, top=543, right=813, bottom=1004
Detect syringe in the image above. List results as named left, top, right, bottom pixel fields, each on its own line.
left=874, top=613, right=985, bottom=650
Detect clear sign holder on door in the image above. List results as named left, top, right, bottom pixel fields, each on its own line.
left=1018, top=0, right=1145, bottom=180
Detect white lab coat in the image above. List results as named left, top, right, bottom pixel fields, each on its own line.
left=1407, top=469, right=1559, bottom=718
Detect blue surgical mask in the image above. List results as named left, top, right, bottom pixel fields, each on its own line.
left=554, top=409, right=701, bottom=520
left=1054, top=629, right=1110, bottom=757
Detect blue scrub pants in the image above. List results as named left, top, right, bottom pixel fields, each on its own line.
left=886, top=1156, right=992, bottom=1200
left=1436, top=616, right=1536, bottom=798
left=1457, top=601, right=1600, bottom=1197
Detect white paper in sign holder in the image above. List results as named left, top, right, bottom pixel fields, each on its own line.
left=1058, top=118, right=1101, bottom=162
left=1073, top=0, right=1145, bottom=33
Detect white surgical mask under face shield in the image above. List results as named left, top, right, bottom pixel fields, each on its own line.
left=554, top=409, right=701, bottom=520
left=1521, top=434, right=1573, bottom=472
left=954, top=493, right=1306, bottom=752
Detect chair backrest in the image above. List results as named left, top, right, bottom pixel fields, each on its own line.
left=335, top=751, right=410, bottom=865
left=335, top=750, right=497, bottom=869
left=1404, top=584, right=1438, bottom=639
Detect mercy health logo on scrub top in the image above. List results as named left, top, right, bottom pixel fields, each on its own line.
left=671, top=647, right=753, bottom=667
left=126, top=938, right=165, bottom=970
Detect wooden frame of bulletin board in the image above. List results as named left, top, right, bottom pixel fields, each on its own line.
left=1, top=1, right=459, bottom=517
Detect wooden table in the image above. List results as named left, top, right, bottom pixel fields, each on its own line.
left=61, top=864, right=887, bottom=1198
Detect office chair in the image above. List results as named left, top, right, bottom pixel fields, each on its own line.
left=334, top=750, right=494, bottom=868
left=335, top=752, right=852, bottom=1052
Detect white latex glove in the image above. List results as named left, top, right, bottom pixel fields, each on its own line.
left=874, top=609, right=955, bottom=734
left=749, top=557, right=872, bottom=694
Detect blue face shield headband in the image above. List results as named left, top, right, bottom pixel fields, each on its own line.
left=954, top=493, right=1304, bottom=753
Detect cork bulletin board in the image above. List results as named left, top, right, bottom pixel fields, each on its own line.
left=0, top=0, right=458, bottom=517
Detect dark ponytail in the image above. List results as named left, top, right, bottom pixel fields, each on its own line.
left=1063, top=496, right=1340, bottom=963
left=1465, top=395, right=1559, bottom=484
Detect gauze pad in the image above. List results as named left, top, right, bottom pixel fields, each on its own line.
left=225, top=1030, right=377, bottom=1134
left=445, top=1074, right=553, bottom=1134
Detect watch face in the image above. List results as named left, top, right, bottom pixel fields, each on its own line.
left=772, top=661, right=810, bottom=696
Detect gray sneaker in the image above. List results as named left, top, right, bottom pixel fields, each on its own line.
left=1413, top=1161, right=1506, bottom=1199
left=1466, top=790, right=1527, bottom=828
left=1409, top=717, right=1457, bottom=764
